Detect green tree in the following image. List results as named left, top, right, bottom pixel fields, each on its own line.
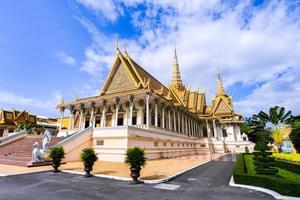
left=14, top=123, right=33, bottom=133
left=253, top=106, right=292, bottom=129
left=271, top=126, right=289, bottom=152
left=290, top=127, right=300, bottom=153
left=249, top=106, right=292, bottom=145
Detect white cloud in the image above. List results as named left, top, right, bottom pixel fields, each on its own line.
left=76, top=0, right=120, bottom=22
left=56, top=51, right=77, bottom=65
left=0, top=90, right=62, bottom=117
left=76, top=0, right=300, bottom=116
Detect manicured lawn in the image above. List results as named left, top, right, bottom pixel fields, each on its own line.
left=244, top=154, right=300, bottom=181
left=234, top=154, right=300, bottom=197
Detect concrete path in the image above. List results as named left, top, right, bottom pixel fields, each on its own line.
left=0, top=155, right=274, bottom=200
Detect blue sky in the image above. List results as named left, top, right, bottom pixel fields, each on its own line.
left=0, top=0, right=299, bottom=117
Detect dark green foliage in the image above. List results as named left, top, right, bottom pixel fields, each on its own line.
left=48, top=146, right=65, bottom=164
left=80, top=148, right=98, bottom=166
left=125, top=147, right=147, bottom=169
left=273, top=160, right=300, bottom=174
left=247, top=130, right=272, bottom=144
left=290, top=127, right=300, bottom=153
left=254, top=141, right=268, bottom=151
left=253, top=106, right=292, bottom=127
left=253, top=142, right=278, bottom=175
left=247, top=106, right=292, bottom=144
left=233, top=154, right=300, bottom=197
left=14, top=123, right=33, bottom=133
left=287, top=115, right=300, bottom=128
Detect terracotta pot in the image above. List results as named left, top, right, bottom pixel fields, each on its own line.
left=130, top=167, right=141, bottom=184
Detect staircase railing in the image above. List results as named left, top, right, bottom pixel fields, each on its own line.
left=52, top=127, right=92, bottom=148
left=0, top=130, right=27, bottom=148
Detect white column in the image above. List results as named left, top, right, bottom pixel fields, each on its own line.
left=206, top=119, right=211, bottom=137
left=162, top=106, right=165, bottom=129
left=128, top=103, right=133, bottom=126
left=128, top=95, right=134, bottom=126
left=213, top=119, right=218, bottom=139
left=181, top=113, right=184, bottom=134
left=168, top=109, right=171, bottom=130
left=79, top=108, right=84, bottom=130
left=173, top=109, right=177, bottom=132
left=177, top=111, right=181, bottom=133
left=59, top=108, right=65, bottom=132
left=154, top=101, right=158, bottom=127
left=89, top=107, right=95, bottom=127
left=145, top=93, right=151, bottom=128
left=115, top=105, right=119, bottom=126
left=101, top=105, right=106, bottom=127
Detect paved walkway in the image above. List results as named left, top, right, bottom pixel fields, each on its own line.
left=0, top=155, right=274, bottom=200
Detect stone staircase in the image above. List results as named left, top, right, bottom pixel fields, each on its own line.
left=0, top=136, right=65, bottom=166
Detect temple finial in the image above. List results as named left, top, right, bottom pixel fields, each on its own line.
left=116, top=38, right=119, bottom=50
left=217, top=69, right=226, bottom=96
left=170, top=47, right=184, bottom=88
left=124, top=42, right=127, bottom=52
left=60, top=96, right=65, bottom=104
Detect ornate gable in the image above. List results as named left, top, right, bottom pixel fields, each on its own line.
left=105, top=63, right=138, bottom=94
left=100, top=50, right=140, bottom=95
left=213, top=98, right=232, bottom=115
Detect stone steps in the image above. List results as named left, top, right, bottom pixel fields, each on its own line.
left=0, top=136, right=65, bottom=166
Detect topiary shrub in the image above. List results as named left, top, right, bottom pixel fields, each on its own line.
left=80, top=148, right=98, bottom=178
left=290, top=127, right=300, bottom=153
left=253, top=141, right=278, bottom=175
left=48, top=146, right=65, bottom=173
left=125, top=147, right=147, bottom=184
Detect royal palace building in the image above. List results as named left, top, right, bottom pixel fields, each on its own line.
left=56, top=48, right=253, bottom=162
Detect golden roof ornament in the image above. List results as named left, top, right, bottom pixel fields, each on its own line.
left=60, top=96, right=65, bottom=105
left=170, top=47, right=184, bottom=88
left=217, top=69, right=227, bottom=96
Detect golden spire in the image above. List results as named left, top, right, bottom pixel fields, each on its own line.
left=170, top=47, right=184, bottom=87
left=217, top=70, right=226, bottom=96
left=60, top=96, right=65, bottom=104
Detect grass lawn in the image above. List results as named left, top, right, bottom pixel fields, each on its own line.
left=244, top=154, right=300, bottom=181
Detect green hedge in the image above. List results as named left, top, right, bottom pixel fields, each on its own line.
left=233, top=154, right=300, bottom=197
left=273, top=159, right=300, bottom=175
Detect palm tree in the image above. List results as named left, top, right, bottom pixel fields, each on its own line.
left=253, top=106, right=292, bottom=129
left=251, top=106, right=292, bottom=147
left=272, top=126, right=290, bottom=152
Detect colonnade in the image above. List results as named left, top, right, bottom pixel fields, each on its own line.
left=59, top=93, right=204, bottom=138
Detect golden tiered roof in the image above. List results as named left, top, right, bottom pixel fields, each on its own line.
left=58, top=48, right=241, bottom=121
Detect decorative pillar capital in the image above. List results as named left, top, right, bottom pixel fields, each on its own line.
left=100, top=99, right=107, bottom=107
left=78, top=103, right=85, bottom=111
left=113, top=96, right=120, bottom=105
left=89, top=101, right=96, bottom=108
left=127, top=94, right=134, bottom=102
left=144, top=92, right=152, bottom=100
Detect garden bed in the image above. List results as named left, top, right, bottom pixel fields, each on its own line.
left=233, top=154, right=300, bottom=197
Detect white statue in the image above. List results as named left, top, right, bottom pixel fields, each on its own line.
left=31, top=129, right=52, bottom=163
left=42, top=129, right=52, bottom=153
left=32, top=142, right=41, bottom=163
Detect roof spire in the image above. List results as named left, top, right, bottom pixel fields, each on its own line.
left=170, top=47, right=184, bottom=87
left=217, top=69, right=226, bottom=96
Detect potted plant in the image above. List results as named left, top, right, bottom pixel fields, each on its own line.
left=80, top=148, right=98, bottom=178
left=48, top=146, right=65, bottom=173
left=124, top=147, right=147, bottom=184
